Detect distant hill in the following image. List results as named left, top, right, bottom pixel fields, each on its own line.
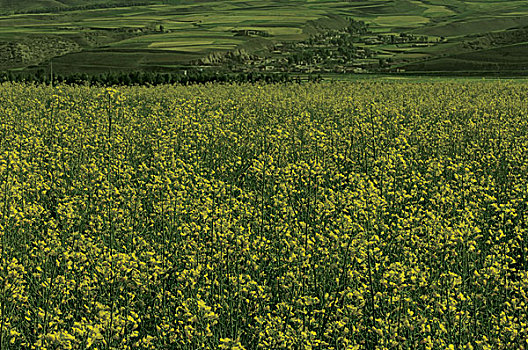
left=0, top=0, right=158, bottom=13
left=1, top=0, right=528, bottom=76
left=1, top=0, right=96, bottom=11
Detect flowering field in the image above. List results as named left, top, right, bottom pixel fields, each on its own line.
left=0, top=81, right=527, bottom=349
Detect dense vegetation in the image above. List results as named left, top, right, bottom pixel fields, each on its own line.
left=0, top=69, right=300, bottom=86
left=0, top=81, right=527, bottom=349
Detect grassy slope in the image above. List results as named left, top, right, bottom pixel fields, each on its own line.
left=1, top=0, right=528, bottom=73
left=0, top=0, right=151, bottom=12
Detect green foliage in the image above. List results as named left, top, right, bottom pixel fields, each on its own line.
left=0, top=69, right=297, bottom=85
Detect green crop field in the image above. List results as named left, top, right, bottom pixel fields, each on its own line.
left=1, top=80, right=528, bottom=349
left=1, top=0, right=528, bottom=75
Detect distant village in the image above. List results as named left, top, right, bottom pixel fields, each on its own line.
left=197, top=19, right=441, bottom=74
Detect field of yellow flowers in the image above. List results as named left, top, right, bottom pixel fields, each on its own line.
left=0, top=81, right=527, bottom=349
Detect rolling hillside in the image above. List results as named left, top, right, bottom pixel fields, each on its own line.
left=0, top=0, right=145, bottom=12
left=1, top=0, right=528, bottom=75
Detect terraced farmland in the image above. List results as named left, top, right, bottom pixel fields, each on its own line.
left=2, top=0, right=528, bottom=75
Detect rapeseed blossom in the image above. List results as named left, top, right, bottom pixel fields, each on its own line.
left=0, top=81, right=526, bottom=349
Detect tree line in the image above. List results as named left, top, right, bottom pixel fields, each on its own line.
left=0, top=69, right=322, bottom=86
